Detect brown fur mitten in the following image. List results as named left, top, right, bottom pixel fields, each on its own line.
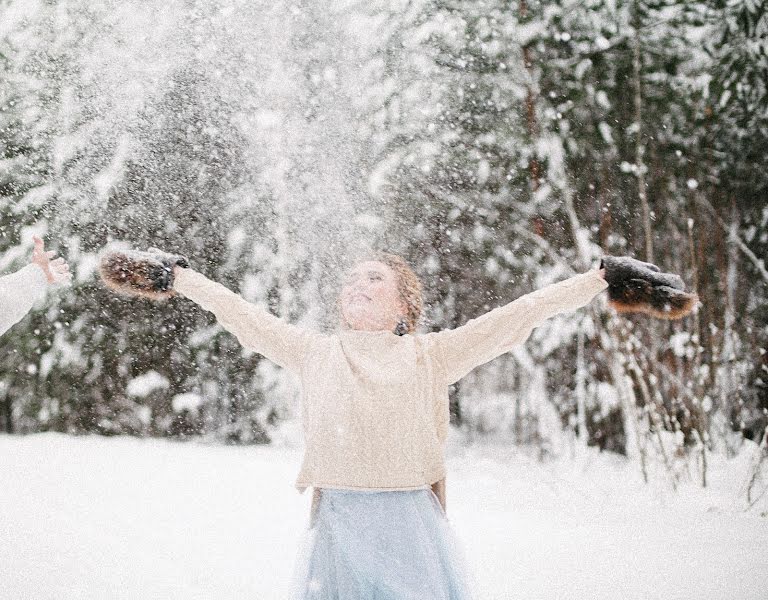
left=600, top=256, right=698, bottom=319
left=99, top=247, right=189, bottom=300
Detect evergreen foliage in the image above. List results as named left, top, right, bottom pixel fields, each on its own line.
left=0, top=0, right=764, bottom=463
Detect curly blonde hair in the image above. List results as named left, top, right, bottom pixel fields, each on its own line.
left=376, top=253, right=423, bottom=334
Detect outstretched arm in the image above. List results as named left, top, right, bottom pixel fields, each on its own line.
left=0, top=236, right=71, bottom=337
left=0, top=264, right=48, bottom=337
left=427, top=269, right=608, bottom=384
left=173, top=268, right=314, bottom=374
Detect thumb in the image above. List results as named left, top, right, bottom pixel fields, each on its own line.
left=32, top=235, right=44, bottom=253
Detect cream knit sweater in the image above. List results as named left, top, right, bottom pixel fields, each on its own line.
left=175, top=269, right=609, bottom=492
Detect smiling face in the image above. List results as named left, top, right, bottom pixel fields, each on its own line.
left=340, top=260, right=406, bottom=332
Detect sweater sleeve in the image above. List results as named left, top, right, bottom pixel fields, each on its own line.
left=0, top=264, right=49, bottom=337
left=427, top=270, right=609, bottom=385
left=174, top=268, right=313, bottom=374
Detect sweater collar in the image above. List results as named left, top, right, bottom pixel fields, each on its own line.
left=340, top=328, right=399, bottom=338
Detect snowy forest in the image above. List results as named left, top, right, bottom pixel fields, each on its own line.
left=1, top=0, right=766, bottom=490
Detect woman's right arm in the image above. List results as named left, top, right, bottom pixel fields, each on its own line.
left=173, top=268, right=313, bottom=373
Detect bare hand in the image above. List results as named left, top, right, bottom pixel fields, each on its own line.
left=31, top=235, right=72, bottom=285
left=598, top=268, right=606, bottom=279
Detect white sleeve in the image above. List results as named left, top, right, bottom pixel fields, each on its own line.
left=174, top=268, right=314, bottom=374
left=427, top=271, right=608, bottom=385
left=0, top=264, right=49, bottom=337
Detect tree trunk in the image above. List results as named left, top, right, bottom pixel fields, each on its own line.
left=576, top=321, right=588, bottom=449
left=687, top=214, right=708, bottom=487
left=1, top=396, right=13, bottom=434
left=520, top=0, right=541, bottom=194
left=632, top=2, right=653, bottom=263
left=717, top=199, right=739, bottom=456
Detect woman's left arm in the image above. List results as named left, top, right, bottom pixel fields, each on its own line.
left=427, top=269, right=608, bottom=384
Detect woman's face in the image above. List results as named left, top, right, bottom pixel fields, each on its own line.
left=340, top=261, right=405, bottom=332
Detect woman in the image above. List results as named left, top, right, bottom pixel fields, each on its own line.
left=0, top=235, right=71, bottom=337
left=165, top=253, right=609, bottom=598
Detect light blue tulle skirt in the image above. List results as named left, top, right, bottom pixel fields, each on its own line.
left=291, top=488, right=473, bottom=599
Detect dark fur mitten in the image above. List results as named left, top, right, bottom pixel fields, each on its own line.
left=600, top=256, right=698, bottom=319
left=99, top=247, right=189, bottom=300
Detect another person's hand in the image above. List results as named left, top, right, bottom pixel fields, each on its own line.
left=31, top=235, right=72, bottom=285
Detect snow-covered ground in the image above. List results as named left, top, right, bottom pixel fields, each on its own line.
left=1, top=433, right=765, bottom=600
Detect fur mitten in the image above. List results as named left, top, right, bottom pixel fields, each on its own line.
left=99, top=247, right=189, bottom=300
left=600, top=256, right=698, bottom=319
